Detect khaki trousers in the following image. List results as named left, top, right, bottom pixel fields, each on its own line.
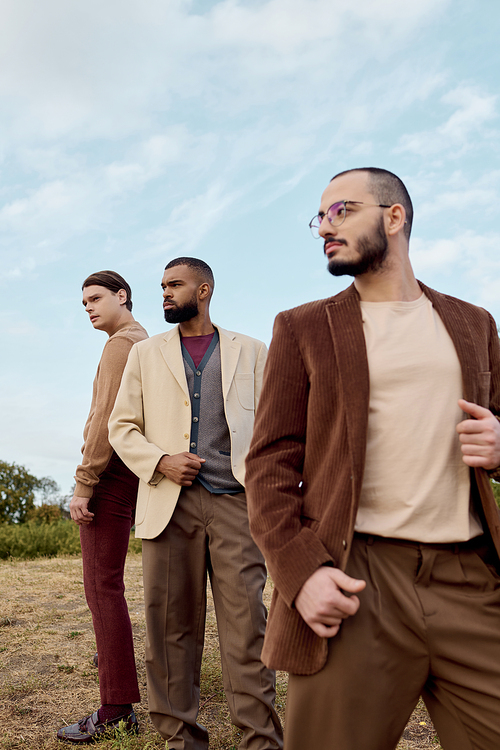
left=285, top=533, right=500, bottom=750
left=142, top=483, right=283, bottom=750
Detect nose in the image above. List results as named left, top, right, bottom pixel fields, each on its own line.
left=318, top=215, right=337, bottom=239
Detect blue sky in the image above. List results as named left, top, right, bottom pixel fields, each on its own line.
left=1, top=0, right=499, bottom=496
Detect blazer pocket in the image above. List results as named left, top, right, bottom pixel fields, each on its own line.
left=478, top=371, right=491, bottom=409
left=234, top=373, right=255, bottom=410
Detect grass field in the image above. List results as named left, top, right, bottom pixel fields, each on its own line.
left=0, top=552, right=441, bottom=749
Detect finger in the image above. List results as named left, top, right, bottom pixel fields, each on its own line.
left=457, top=419, right=492, bottom=434
left=329, top=569, right=367, bottom=594
left=309, top=621, right=342, bottom=638
left=458, top=399, right=492, bottom=420
left=459, top=432, right=488, bottom=444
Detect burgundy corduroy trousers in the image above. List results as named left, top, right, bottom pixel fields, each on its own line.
left=79, top=452, right=141, bottom=705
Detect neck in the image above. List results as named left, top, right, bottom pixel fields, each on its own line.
left=106, top=310, right=135, bottom=337
left=179, top=311, right=214, bottom=337
left=353, top=248, right=420, bottom=302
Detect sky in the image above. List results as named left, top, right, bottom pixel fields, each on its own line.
left=1, top=0, right=499, bottom=497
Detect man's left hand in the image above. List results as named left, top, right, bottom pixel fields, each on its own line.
left=457, top=399, right=500, bottom=470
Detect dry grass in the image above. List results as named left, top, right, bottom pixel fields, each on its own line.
left=0, top=553, right=440, bottom=749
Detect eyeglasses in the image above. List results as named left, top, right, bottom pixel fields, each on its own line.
left=309, top=200, right=392, bottom=239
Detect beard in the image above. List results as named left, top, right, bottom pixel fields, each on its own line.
left=327, top=216, right=388, bottom=278
left=164, top=294, right=199, bottom=324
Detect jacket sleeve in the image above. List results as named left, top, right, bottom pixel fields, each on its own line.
left=108, top=344, right=166, bottom=485
left=245, top=312, right=334, bottom=609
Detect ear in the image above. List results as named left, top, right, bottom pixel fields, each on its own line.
left=385, top=204, right=406, bottom=236
left=116, top=288, right=128, bottom=306
left=198, top=282, right=211, bottom=301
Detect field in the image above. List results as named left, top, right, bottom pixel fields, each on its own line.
left=0, top=552, right=441, bottom=749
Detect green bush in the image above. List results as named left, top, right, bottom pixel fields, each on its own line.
left=0, top=519, right=142, bottom=560
left=26, top=502, right=62, bottom=524
left=491, top=480, right=500, bottom=510
left=0, top=519, right=81, bottom=560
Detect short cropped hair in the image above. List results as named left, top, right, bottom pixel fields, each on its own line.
left=165, top=257, right=215, bottom=288
left=82, top=270, right=133, bottom=311
left=331, top=167, right=413, bottom=239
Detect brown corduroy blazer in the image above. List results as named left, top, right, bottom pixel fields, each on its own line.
left=245, top=281, right=500, bottom=675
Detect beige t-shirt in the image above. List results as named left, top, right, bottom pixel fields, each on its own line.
left=355, top=294, right=482, bottom=542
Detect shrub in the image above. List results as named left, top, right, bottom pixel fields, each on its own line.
left=0, top=519, right=81, bottom=560
left=26, top=503, right=62, bottom=524
left=491, top=480, right=500, bottom=510
left=0, top=520, right=142, bottom=560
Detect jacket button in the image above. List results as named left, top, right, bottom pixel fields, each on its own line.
left=184, top=433, right=189, bottom=439
left=184, top=400, right=189, bottom=406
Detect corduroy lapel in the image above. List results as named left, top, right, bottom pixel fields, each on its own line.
left=218, top=326, right=241, bottom=400
left=420, top=282, right=480, bottom=404
left=159, top=327, right=189, bottom=398
left=325, top=286, right=369, bottom=494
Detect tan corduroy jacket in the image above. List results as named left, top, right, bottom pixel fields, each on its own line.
left=109, top=324, right=267, bottom=540
left=245, top=282, right=500, bottom=675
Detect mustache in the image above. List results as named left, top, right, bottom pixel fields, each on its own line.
left=323, top=237, right=347, bottom=255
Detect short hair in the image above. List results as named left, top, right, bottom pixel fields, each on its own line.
left=165, top=257, right=215, bottom=289
left=331, top=167, right=413, bottom=239
left=82, top=270, right=133, bottom=311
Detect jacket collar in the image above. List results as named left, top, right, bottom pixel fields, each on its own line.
left=159, top=324, right=240, bottom=400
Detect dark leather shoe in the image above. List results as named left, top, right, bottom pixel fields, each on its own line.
left=57, top=710, right=138, bottom=743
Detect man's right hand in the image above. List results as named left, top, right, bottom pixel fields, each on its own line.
left=295, top=566, right=366, bottom=638
left=156, top=452, right=205, bottom=486
left=70, top=495, right=95, bottom=525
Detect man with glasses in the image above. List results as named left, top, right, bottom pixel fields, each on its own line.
left=246, top=168, right=500, bottom=750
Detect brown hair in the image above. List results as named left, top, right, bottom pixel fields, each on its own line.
left=82, top=270, right=133, bottom=311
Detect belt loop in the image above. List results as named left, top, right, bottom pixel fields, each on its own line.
left=367, top=535, right=374, bottom=546
left=453, top=543, right=459, bottom=555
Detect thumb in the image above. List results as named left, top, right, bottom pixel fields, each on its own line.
left=458, top=399, right=491, bottom=420
left=329, top=568, right=367, bottom=593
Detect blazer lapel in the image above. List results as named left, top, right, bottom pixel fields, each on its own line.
left=159, top=327, right=189, bottom=398
left=420, top=283, right=480, bottom=404
left=218, top=326, right=241, bottom=400
left=326, top=287, right=370, bottom=496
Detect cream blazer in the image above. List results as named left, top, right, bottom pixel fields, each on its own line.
left=109, top=324, right=267, bottom=539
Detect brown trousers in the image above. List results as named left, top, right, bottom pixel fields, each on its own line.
left=142, top=483, right=283, bottom=750
left=285, top=533, right=500, bottom=750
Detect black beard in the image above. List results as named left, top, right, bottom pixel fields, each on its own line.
left=164, top=298, right=199, bottom=324
left=327, top=216, right=388, bottom=278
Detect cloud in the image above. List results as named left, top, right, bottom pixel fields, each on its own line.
left=396, top=85, right=498, bottom=157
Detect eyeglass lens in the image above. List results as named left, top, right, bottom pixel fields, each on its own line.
left=310, top=201, right=347, bottom=238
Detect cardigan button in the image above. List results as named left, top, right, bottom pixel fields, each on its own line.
left=342, top=540, right=347, bottom=549
left=194, top=393, right=200, bottom=398
left=196, top=371, right=202, bottom=377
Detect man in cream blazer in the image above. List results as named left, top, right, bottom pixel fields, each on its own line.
left=109, top=257, right=282, bottom=750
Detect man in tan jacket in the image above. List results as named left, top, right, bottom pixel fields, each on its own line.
left=109, top=257, right=282, bottom=750
left=245, top=168, right=500, bottom=750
